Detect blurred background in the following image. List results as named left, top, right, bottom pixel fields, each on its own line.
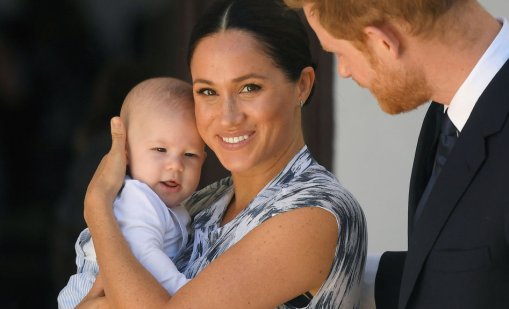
left=0, top=0, right=333, bottom=307
left=1, top=0, right=507, bottom=307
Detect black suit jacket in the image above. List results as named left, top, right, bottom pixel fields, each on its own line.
left=375, top=59, right=509, bottom=309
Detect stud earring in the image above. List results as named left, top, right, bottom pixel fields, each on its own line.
left=299, top=100, right=305, bottom=108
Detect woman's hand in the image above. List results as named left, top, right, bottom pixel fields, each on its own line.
left=84, top=117, right=127, bottom=225
left=76, top=273, right=109, bottom=309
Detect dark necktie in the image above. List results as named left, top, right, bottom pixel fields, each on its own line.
left=414, top=111, right=459, bottom=222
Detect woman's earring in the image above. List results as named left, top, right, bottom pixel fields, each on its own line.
left=299, top=100, right=305, bottom=108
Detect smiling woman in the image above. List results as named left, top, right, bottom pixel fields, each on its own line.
left=78, top=0, right=366, bottom=308
left=191, top=30, right=310, bottom=180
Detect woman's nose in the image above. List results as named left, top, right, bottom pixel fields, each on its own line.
left=220, top=96, right=244, bottom=126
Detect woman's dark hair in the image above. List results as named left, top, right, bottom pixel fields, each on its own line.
left=187, top=0, right=316, bottom=105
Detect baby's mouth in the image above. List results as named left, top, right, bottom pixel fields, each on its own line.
left=161, top=180, right=180, bottom=189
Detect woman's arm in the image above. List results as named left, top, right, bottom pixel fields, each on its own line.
left=171, top=206, right=338, bottom=308
left=84, top=117, right=339, bottom=308
left=83, top=117, right=171, bottom=307
left=76, top=273, right=107, bottom=309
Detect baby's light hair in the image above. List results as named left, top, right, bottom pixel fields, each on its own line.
left=120, top=77, right=194, bottom=127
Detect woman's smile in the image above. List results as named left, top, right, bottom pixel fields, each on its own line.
left=221, top=133, right=251, bottom=144
left=191, top=30, right=305, bottom=175
left=219, top=131, right=254, bottom=149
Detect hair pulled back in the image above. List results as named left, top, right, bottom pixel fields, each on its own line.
left=188, top=0, right=316, bottom=104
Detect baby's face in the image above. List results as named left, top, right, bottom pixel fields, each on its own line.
left=127, top=104, right=205, bottom=207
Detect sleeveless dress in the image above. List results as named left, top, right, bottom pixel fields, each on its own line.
left=174, top=146, right=367, bottom=308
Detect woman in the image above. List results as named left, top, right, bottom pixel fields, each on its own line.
left=80, top=0, right=366, bottom=308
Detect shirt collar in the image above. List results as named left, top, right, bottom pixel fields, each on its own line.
left=447, top=18, right=509, bottom=131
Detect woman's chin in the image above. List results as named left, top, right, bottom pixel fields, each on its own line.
left=217, top=157, right=253, bottom=175
left=221, top=163, right=249, bottom=174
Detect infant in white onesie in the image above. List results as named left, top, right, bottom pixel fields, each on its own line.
left=58, top=77, right=206, bottom=308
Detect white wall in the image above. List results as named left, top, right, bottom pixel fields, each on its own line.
left=332, top=0, right=509, bottom=253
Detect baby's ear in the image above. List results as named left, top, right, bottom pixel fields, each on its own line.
left=125, top=150, right=132, bottom=177
left=124, top=144, right=133, bottom=170
left=124, top=133, right=130, bottom=161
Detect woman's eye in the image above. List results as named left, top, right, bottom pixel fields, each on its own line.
left=197, top=88, right=216, bottom=96
left=240, top=84, right=261, bottom=93
left=152, top=147, right=166, bottom=153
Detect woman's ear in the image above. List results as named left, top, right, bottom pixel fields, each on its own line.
left=363, top=25, right=402, bottom=59
left=297, top=66, right=316, bottom=104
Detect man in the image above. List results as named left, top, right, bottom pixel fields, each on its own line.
left=284, top=0, right=509, bottom=308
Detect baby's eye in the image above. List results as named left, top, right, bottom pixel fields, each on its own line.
left=184, top=152, right=198, bottom=158
left=151, top=147, right=166, bottom=153
left=240, top=84, right=261, bottom=93
left=197, top=88, right=216, bottom=96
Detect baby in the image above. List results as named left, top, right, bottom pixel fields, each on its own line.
left=58, top=77, right=206, bottom=308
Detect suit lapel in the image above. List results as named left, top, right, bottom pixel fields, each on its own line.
left=399, top=60, right=509, bottom=309
left=408, top=102, right=443, bottom=236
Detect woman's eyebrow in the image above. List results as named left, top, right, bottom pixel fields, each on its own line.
left=232, top=73, right=267, bottom=83
left=193, top=73, right=267, bottom=85
left=193, top=78, right=213, bottom=85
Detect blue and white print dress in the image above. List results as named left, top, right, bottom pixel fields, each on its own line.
left=175, top=146, right=367, bottom=308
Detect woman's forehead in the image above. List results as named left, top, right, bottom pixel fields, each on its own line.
left=192, top=30, right=271, bottom=61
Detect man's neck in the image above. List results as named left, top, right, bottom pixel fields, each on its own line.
left=413, top=1, right=501, bottom=105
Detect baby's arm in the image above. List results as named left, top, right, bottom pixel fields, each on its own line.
left=114, top=180, right=190, bottom=295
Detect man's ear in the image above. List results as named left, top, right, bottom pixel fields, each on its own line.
left=363, top=25, right=402, bottom=59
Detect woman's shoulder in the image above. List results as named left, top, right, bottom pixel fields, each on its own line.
left=277, top=163, right=366, bottom=309
left=282, top=160, right=361, bottom=213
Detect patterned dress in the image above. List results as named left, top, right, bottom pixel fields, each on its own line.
left=175, top=146, right=367, bottom=308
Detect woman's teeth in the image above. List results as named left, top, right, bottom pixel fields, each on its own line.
left=222, top=135, right=249, bottom=144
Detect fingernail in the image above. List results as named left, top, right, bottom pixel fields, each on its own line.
left=111, top=117, right=120, bottom=129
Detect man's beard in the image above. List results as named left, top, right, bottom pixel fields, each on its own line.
left=369, top=57, right=432, bottom=115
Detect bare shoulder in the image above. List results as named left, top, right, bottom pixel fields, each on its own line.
left=170, top=207, right=338, bottom=308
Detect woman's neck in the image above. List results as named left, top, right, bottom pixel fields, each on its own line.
left=221, top=138, right=304, bottom=225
